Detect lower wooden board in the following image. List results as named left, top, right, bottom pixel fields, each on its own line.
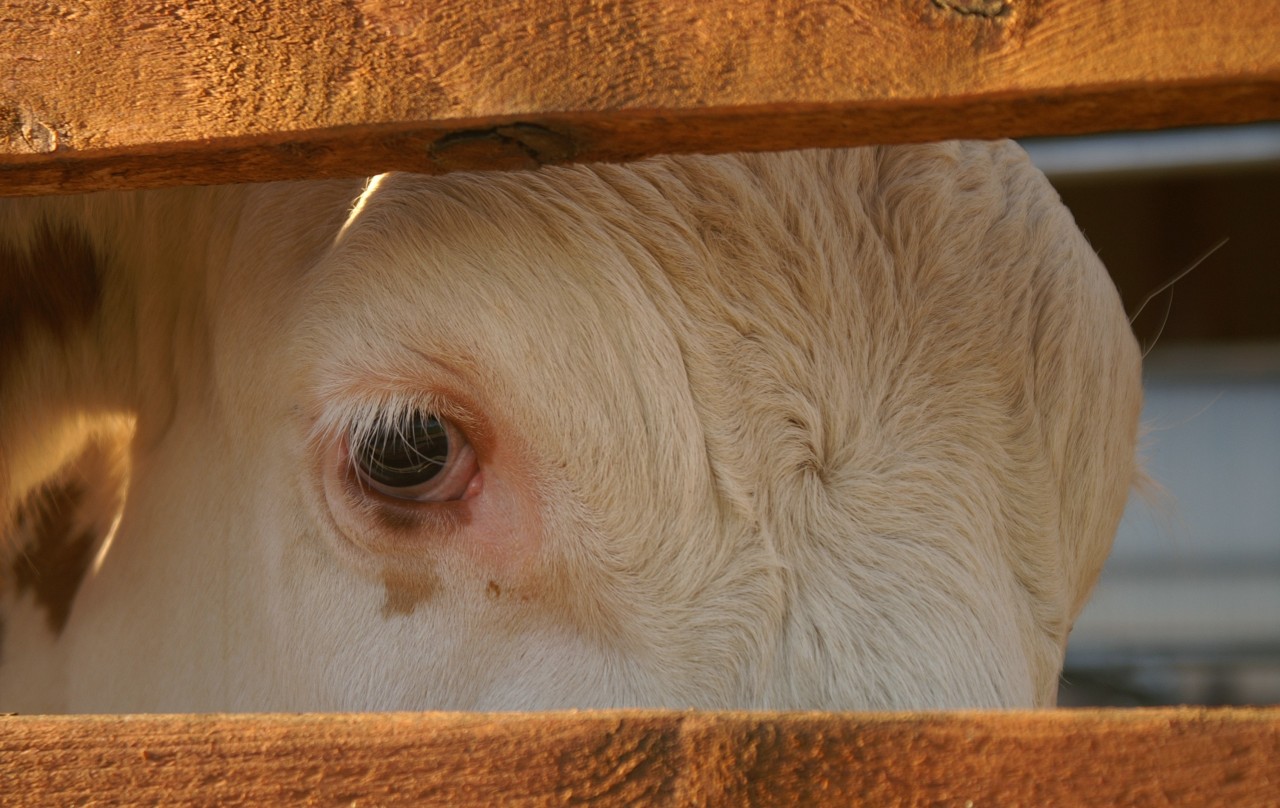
left=1, top=709, right=1276, bottom=805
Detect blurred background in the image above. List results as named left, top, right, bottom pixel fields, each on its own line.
left=1019, top=124, right=1280, bottom=706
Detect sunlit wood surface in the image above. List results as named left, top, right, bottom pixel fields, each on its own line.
left=2, top=709, right=1278, bottom=805
left=2, top=0, right=1277, bottom=194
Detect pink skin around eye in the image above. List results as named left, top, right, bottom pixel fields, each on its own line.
left=462, top=471, right=484, bottom=500
left=319, top=409, right=542, bottom=582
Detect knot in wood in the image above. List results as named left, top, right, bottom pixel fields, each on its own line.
left=931, top=0, right=1010, bottom=18
left=429, top=124, right=577, bottom=173
left=6, top=108, right=63, bottom=154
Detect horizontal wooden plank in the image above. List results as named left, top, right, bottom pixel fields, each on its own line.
left=1, top=709, right=1277, bottom=805
left=1, top=0, right=1277, bottom=195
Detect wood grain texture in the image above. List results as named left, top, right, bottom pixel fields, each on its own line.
left=1, top=0, right=1277, bottom=195
left=0, top=709, right=1277, bottom=805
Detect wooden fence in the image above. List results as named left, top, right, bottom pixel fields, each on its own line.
left=3, top=0, right=1279, bottom=803
left=4, top=710, right=1280, bottom=805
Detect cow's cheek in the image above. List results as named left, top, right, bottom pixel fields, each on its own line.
left=457, top=469, right=544, bottom=578
left=313, top=426, right=549, bottom=611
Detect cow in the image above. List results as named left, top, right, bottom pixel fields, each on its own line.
left=0, top=142, right=1142, bottom=713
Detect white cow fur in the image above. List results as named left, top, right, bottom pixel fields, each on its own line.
left=0, top=143, right=1142, bottom=712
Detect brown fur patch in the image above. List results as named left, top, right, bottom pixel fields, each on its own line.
left=10, top=481, right=98, bottom=635
left=0, top=221, right=102, bottom=379
left=3, top=430, right=130, bottom=641
left=380, top=566, right=440, bottom=618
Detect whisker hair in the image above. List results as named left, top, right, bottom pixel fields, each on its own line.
left=1128, top=237, right=1228, bottom=325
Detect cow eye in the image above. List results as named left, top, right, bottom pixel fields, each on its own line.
left=351, top=411, right=477, bottom=502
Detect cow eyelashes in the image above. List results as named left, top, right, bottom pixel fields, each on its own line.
left=356, top=411, right=448, bottom=486
left=349, top=410, right=479, bottom=502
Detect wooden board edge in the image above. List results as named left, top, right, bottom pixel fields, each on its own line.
left=3, top=75, right=1277, bottom=196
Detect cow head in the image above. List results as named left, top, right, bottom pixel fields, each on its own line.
left=0, top=142, right=1142, bottom=711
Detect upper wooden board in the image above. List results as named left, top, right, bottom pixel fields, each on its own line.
left=1, top=0, right=1278, bottom=194
left=2, top=709, right=1278, bottom=805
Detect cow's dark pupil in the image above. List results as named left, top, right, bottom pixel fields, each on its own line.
left=357, top=412, right=449, bottom=488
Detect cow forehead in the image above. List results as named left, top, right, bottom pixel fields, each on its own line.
left=298, top=143, right=1054, bottom=420
left=301, top=150, right=863, bottom=399
left=288, top=144, right=1070, bottom=528
left=307, top=141, right=1054, bottom=342
left=313, top=173, right=678, bottom=370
